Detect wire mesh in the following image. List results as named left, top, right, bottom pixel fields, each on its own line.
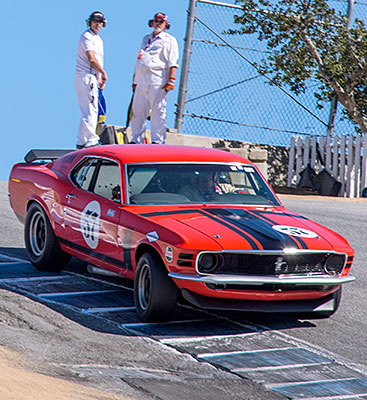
left=179, top=0, right=367, bottom=147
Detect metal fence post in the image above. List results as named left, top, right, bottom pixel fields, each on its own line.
left=175, top=0, right=197, bottom=133
left=326, top=0, right=355, bottom=136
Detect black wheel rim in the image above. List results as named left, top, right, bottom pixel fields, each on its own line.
left=29, top=210, right=46, bottom=257
left=138, top=262, right=151, bottom=311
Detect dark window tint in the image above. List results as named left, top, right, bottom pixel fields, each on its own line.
left=70, top=158, right=98, bottom=190
left=93, top=160, right=121, bottom=202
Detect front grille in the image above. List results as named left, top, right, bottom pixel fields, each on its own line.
left=178, top=253, right=194, bottom=267
left=198, top=252, right=332, bottom=276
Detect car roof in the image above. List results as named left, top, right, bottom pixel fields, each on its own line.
left=70, top=144, right=253, bottom=164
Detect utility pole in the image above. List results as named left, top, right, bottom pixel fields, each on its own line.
left=326, top=0, right=354, bottom=136
left=175, top=0, right=197, bottom=133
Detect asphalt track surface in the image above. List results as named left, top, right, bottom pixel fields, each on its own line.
left=1, top=180, right=367, bottom=399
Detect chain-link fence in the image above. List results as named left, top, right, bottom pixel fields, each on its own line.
left=176, top=0, right=367, bottom=147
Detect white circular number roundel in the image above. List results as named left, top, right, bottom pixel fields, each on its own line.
left=272, top=225, right=319, bottom=238
left=80, top=201, right=101, bottom=249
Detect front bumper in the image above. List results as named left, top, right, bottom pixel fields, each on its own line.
left=169, top=272, right=356, bottom=286
left=181, top=289, right=339, bottom=313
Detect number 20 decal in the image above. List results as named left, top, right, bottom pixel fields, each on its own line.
left=80, top=201, right=101, bottom=249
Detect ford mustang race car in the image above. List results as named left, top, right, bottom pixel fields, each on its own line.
left=8, top=145, right=355, bottom=321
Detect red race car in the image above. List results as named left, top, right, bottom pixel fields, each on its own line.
left=8, top=145, right=355, bottom=321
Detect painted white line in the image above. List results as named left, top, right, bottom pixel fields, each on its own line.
left=297, top=395, right=367, bottom=400
left=0, top=261, right=29, bottom=267
left=266, top=376, right=367, bottom=389
left=204, top=313, right=367, bottom=378
left=0, top=253, right=28, bottom=263
left=1, top=275, right=70, bottom=283
left=82, top=306, right=135, bottom=314
left=160, top=331, right=260, bottom=344
left=123, top=318, right=215, bottom=330
left=198, top=347, right=295, bottom=359
left=38, top=289, right=120, bottom=298
left=68, top=271, right=134, bottom=291
left=233, top=361, right=332, bottom=374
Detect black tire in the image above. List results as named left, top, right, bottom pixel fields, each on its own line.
left=24, top=203, right=70, bottom=272
left=134, top=252, right=177, bottom=322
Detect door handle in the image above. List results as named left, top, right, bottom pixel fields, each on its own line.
left=66, top=194, right=77, bottom=200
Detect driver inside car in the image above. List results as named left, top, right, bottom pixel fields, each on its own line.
left=179, top=171, right=222, bottom=202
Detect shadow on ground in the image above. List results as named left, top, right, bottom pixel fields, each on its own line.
left=0, top=246, right=316, bottom=339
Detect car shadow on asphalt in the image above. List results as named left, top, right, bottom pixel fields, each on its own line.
left=0, top=247, right=316, bottom=338
left=0, top=246, right=27, bottom=261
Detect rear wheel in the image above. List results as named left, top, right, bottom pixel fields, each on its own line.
left=24, top=203, right=70, bottom=272
left=134, top=252, right=177, bottom=322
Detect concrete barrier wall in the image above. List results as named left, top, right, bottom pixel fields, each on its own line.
left=122, top=127, right=270, bottom=181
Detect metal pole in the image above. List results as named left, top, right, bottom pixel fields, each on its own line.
left=326, top=0, right=354, bottom=136
left=346, top=0, right=354, bottom=29
left=175, top=0, right=197, bottom=132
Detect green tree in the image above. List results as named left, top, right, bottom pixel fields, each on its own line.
left=228, top=0, right=367, bottom=133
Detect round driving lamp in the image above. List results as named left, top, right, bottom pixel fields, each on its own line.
left=324, top=254, right=345, bottom=275
left=198, top=253, right=221, bottom=273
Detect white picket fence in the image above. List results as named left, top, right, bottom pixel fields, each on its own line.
left=287, top=134, right=367, bottom=198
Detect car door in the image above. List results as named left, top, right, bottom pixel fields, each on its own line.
left=63, top=157, right=123, bottom=269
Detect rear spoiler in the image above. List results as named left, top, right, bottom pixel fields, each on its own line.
left=24, top=149, right=76, bottom=163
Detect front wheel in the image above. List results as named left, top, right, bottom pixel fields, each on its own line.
left=134, top=252, right=177, bottom=322
left=24, top=203, right=70, bottom=272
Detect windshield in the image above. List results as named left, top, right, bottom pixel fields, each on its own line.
left=127, top=163, right=280, bottom=206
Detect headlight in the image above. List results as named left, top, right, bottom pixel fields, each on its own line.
left=324, top=254, right=345, bottom=275
left=198, top=253, right=222, bottom=273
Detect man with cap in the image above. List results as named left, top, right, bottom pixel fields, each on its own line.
left=75, top=11, right=108, bottom=149
left=130, top=12, right=179, bottom=144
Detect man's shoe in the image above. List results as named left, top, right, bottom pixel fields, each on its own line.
left=84, top=142, right=101, bottom=148
left=77, top=141, right=101, bottom=150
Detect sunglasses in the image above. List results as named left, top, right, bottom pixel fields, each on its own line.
left=92, top=19, right=104, bottom=24
left=154, top=19, right=165, bottom=23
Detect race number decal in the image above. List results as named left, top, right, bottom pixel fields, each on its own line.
left=272, top=225, right=319, bottom=238
left=80, top=201, right=101, bottom=249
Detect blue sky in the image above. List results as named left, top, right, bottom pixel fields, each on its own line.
left=2, top=1, right=187, bottom=180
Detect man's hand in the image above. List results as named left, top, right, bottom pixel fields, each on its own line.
left=99, top=71, right=108, bottom=90
left=163, top=77, right=176, bottom=92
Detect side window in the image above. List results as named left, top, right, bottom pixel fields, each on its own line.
left=70, top=158, right=98, bottom=190
left=93, top=160, right=121, bottom=202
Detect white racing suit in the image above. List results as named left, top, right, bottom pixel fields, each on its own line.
left=75, top=29, right=104, bottom=147
left=131, top=31, right=179, bottom=144
left=75, top=72, right=99, bottom=147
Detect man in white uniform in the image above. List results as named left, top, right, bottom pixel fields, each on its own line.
left=75, top=11, right=108, bottom=149
left=131, top=12, right=179, bottom=144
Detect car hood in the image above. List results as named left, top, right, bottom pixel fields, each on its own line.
left=142, top=206, right=352, bottom=252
